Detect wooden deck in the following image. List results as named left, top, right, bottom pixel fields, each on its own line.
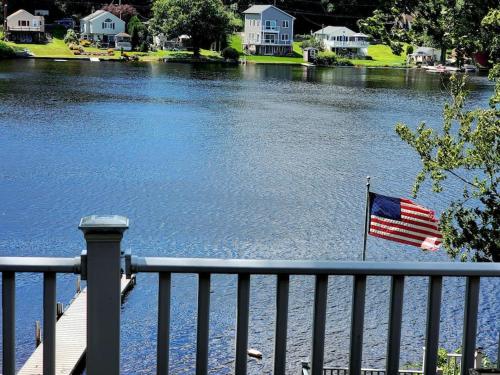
left=18, top=276, right=135, bottom=375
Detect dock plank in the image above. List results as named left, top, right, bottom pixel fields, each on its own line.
left=19, top=276, right=134, bottom=375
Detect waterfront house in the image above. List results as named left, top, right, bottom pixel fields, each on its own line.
left=6, top=9, right=45, bottom=43
left=313, top=26, right=369, bottom=57
left=114, top=32, right=132, bottom=51
left=153, top=33, right=191, bottom=50
left=406, top=46, right=441, bottom=65
left=80, top=10, right=125, bottom=47
left=242, top=5, right=295, bottom=56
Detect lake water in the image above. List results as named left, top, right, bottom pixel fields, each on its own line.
left=0, top=60, right=498, bottom=374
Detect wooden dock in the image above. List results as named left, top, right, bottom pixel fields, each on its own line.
left=19, top=276, right=135, bottom=375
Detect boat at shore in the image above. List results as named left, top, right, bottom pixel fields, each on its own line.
left=423, top=64, right=460, bottom=74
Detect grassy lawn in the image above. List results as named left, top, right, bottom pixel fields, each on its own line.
left=350, top=44, right=407, bottom=67
left=229, top=34, right=304, bottom=64
left=6, top=38, right=75, bottom=58
left=229, top=34, right=407, bottom=67
left=4, top=36, right=221, bottom=61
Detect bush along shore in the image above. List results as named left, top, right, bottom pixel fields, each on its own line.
left=0, top=41, right=16, bottom=59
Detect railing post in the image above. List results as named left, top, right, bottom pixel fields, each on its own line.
left=79, top=215, right=129, bottom=375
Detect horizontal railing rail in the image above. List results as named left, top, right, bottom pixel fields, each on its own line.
left=129, top=256, right=500, bottom=276
left=0, top=256, right=80, bottom=273
left=0, top=256, right=80, bottom=375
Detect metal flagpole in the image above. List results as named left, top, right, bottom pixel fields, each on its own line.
left=362, top=176, right=371, bottom=261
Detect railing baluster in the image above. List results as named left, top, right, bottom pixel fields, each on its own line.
left=386, top=276, right=405, bottom=375
left=349, top=275, right=367, bottom=375
left=273, top=274, right=289, bottom=375
left=2, top=271, right=15, bottom=375
left=157, top=272, right=171, bottom=375
left=461, top=276, right=480, bottom=375
left=196, top=273, right=211, bottom=375
left=235, top=274, right=250, bottom=375
left=311, top=275, right=328, bottom=375
left=424, top=276, right=442, bottom=375
left=43, top=272, right=56, bottom=375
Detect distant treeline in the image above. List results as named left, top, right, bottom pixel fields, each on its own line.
left=2, top=0, right=386, bottom=33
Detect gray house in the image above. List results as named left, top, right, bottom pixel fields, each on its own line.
left=242, top=5, right=295, bottom=56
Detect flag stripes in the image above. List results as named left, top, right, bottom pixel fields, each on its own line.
left=369, top=193, right=442, bottom=251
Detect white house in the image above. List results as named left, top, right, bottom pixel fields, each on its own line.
left=80, top=10, right=125, bottom=46
left=6, top=9, right=45, bottom=43
left=313, top=26, right=369, bottom=56
left=406, top=47, right=441, bottom=65
left=153, top=33, right=191, bottom=50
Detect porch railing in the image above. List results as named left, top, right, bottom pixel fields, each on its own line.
left=1, top=215, right=500, bottom=375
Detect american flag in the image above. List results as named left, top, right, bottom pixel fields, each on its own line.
left=368, top=192, right=442, bottom=251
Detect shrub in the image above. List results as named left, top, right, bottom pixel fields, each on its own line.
left=63, top=29, right=78, bottom=45
left=222, top=46, right=239, bottom=61
left=72, top=50, right=81, bottom=55
left=300, top=36, right=325, bottom=51
left=313, top=51, right=353, bottom=66
left=139, top=42, right=149, bottom=52
left=80, top=39, right=91, bottom=47
left=107, top=48, right=115, bottom=55
left=337, top=57, right=354, bottom=66
left=0, top=41, right=15, bottom=59
left=314, top=51, right=337, bottom=66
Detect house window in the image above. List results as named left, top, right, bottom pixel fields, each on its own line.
left=103, top=18, right=115, bottom=30
left=265, top=20, right=276, bottom=30
left=282, top=20, right=289, bottom=28
left=281, top=34, right=289, bottom=41
left=256, top=34, right=260, bottom=42
left=18, top=20, right=29, bottom=27
left=256, top=20, right=260, bottom=26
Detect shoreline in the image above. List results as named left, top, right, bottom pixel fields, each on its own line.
left=4, top=54, right=412, bottom=69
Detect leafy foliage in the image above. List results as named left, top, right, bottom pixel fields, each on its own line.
left=0, top=41, right=15, bottom=59
left=481, top=8, right=500, bottom=61
left=128, top=15, right=148, bottom=50
left=359, top=1, right=499, bottom=63
left=150, top=0, right=232, bottom=58
left=221, top=46, right=239, bottom=60
left=313, top=51, right=353, bottom=66
left=395, top=66, right=500, bottom=262
left=63, top=29, right=78, bottom=45
left=102, top=4, right=138, bottom=22
left=300, top=36, right=325, bottom=52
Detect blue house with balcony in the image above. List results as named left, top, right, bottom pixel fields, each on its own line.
left=242, top=5, right=295, bottom=56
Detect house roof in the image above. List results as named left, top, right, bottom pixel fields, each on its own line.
left=7, top=9, right=36, bottom=20
left=243, top=5, right=295, bottom=19
left=314, top=26, right=367, bottom=37
left=81, top=10, right=107, bottom=21
left=115, top=32, right=130, bottom=37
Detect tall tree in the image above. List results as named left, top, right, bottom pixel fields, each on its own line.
left=395, top=66, right=500, bottom=262
left=150, top=0, right=232, bottom=58
left=359, top=0, right=499, bottom=64
left=102, top=4, right=138, bottom=22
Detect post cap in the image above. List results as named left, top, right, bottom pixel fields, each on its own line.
left=79, top=215, right=129, bottom=234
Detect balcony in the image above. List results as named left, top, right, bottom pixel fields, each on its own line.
left=1, top=215, right=499, bottom=375
left=326, top=40, right=370, bottom=49
left=7, top=26, right=44, bottom=32
left=262, top=39, right=291, bottom=45
left=263, top=25, right=281, bottom=33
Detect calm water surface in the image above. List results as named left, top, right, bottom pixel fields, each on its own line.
left=0, top=60, right=498, bottom=373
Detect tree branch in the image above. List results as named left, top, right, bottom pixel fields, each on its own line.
left=444, top=168, right=478, bottom=188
